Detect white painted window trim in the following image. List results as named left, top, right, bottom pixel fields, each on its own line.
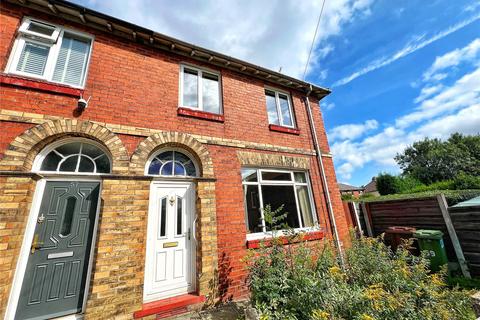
left=144, top=147, right=199, bottom=177
left=179, top=63, right=223, bottom=114
left=4, top=177, right=103, bottom=320
left=264, top=87, right=296, bottom=128
left=242, top=168, right=319, bottom=241
left=5, top=16, right=94, bottom=89
left=32, top=137, right=112, bottom=175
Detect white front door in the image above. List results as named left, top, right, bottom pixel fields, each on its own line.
left=144, top=182, right=196, bottom=302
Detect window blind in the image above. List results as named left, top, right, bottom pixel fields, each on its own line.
left=53, top=35, right=90, bottom=86
left=16, top=41, right=50, bottom=76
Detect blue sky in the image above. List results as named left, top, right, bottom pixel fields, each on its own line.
left=73, top=0, right=480, bottom=186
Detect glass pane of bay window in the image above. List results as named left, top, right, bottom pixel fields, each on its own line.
left=16, top=41, right=50, bottom=76
left=278, top=94, right=293, bottom=127
left=53, top=35, right=90, bottom=86
left=294, top=172, right=307, bottom=183
left=202, top=72, right=220, bottom=113
left=261, top=185, right=300, bottom=230
left=261, top=171, right=291, bottom=181
left=241, top=168, right=258, bottom=182
left=265, top=90, right=279, bottom=125
left=297, top=186, right=314, bottom=227
left=183, top=68, right=198, bottom=108
left=244, top=185, right=262, bottom=233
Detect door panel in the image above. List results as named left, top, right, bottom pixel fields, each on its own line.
left=15, top=181, right=100, bottom=320
left=144, top=183, right=195, bottom=301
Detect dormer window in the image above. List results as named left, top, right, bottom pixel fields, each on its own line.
left=6, top=17, right=93, bottom=88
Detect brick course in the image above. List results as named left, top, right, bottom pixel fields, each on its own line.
left=0, top=2, right=349, bottom=319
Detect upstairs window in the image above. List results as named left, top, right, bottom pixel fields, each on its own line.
left=180, top=65, right=222, bottom=114
left=6, top=17, right=93, bottom=88
left=265, top=89, right=295, bottom=128
left=242, top=168, right=317, bottom=238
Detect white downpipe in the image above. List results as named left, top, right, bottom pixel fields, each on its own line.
left=304, top=87, right=345, bottom=267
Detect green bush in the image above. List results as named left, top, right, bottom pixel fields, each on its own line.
left=376, top=173, right=400, bottom=195
left=453, top=174, right=480, bottom=190
left=245, top=220, right=475, bottom=319
left=404, top=180, right=454, bottom=193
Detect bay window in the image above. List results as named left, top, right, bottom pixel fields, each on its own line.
left=180, top=64, right=222, bottom=114
left=242, top=168, right=317, bottom=238
left=6, top=18, right=93, bottom=88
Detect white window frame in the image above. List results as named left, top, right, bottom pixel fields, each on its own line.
left=265, top=87, right=296, bottom=128
left=242, top=168, right=319, bottom=240
left=179, top=64, right=223, bottom=114
left=144, top=147, right=199, bottom=178
left=5, top=17, right=94, bottom=88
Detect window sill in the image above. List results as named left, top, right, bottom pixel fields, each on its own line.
left=246, top=230, right=325, bottom=249
left=0, top=73, right=83, bottom=97
left=177, top=107, right=224, bottom=122
left=269, top=124, right=300, bottom=135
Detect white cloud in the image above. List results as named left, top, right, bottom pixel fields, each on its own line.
left=74, top=0, right=374, bottom=79
left=423, top=38, right=480, bottom=81
left=333, top=14, right=480, bottom=86
left=328, top=119, right=378, bottom=141
left=331, top=39, right=480, bottom=181
left=322, top=102, right=335, bottom=111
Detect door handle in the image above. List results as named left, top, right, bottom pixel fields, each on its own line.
left=31, top=234, right=43, bottom=254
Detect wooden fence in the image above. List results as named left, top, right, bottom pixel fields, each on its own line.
left=343, top=195, right=479, bottom=277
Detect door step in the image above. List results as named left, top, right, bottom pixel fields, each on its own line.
left=133, top=294, right=206, bottom=319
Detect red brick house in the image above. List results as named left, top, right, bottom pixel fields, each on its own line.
left=0, top=1, right=349, bottom=319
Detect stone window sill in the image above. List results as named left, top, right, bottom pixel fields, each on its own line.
left=0, top=73, right=83, bottom=97
left=246, top=230, right=325, bottom=249
left=269, top=124, right=300, bottom=135
left=177, top=107, right=225, bottom=122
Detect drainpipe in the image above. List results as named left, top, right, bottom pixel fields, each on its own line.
left=304, top=85, right=345, bottom=267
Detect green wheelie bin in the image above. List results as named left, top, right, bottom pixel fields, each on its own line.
left=413, top=229, right=448, bottom=272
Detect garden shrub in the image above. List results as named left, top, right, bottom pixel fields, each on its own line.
left=245, top=210, right=475, bottom=319
left=453, top=174, right=480, bottom=190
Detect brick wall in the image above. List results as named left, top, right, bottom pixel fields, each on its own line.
left=0, top=1, right=349, bottom=318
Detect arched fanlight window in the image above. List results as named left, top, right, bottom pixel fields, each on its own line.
left=147, top=150, right=197, bottom=177
left=35, top=139, right=111, bottom=174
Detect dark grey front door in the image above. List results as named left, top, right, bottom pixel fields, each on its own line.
left=15, top=181, right=100, bottom=320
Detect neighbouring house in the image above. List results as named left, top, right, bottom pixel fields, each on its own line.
left=338, top=182, right=364, bottom=198
left=0, top=1, right=350, bottom=319
left=363, top=177, right=380, bottom=196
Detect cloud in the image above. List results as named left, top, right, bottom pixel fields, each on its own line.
left=333, top=14, right=480, bottom=86
left=322, top=102, right=335, bottom=111
left=331, top=39, right=480, bottom=181
left=73, top=0, right=374, bottom=79
left=422, top=38, right=480, bottom=81
left=328, top=119, right=378, bottom=141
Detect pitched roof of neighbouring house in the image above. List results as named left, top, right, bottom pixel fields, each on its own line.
left=338, top=183, right=363, bottom=192
left=363, top=177, right=377, bottom=193
left=7, top=0, right=331, bottom=100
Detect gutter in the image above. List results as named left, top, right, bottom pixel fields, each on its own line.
left=304, top=85, right=345, bottom=267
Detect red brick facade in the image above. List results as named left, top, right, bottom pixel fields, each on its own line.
left=0, top=1, right=349, bottom=318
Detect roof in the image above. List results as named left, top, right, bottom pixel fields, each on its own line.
left=363, top=178, right=377, bottom=193
left=7, top=0, right=331, bottom=100
left=452, top=196, right=480, bottom=207
left=338, top=183, right=363, bottom=192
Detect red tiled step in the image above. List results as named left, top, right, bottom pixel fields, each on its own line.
left=133, top=294, right=206, bottom=319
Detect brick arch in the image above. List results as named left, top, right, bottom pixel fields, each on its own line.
left=0, top=119, right=129, bottom=174
left=130, top=132, right=214, bottom=177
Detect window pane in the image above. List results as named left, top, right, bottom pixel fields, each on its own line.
left=278, top=94, right=293, bottom=127
left=59, top=155, right=78, bottom=172
left=185, top=162, right=196, bottom=176
left=81, top=142, right=103, bottom=159
left=27, top=21, right=55, bottom=36
left=161, top=161, right=174, bottom=175
left=174, top=151, right=190, bottom=164
left=159, top=197, right=167, bottom=237
left=40, top=151, right=62, bottom=171
left=176, top=196, right=183, bottom=235
left=16, top=42, right=50, bottom=76
left=297, top=186, right=314, bottom=227
left=265, top=90, right=279, bottom=125
left=241, top=168, right=258, bottom=182
left=174, top=162, right=186, bottom=175
left=53, top=35, right=90, bottom=86
left=183, top=68, right=198, bottom=108
left=202, top=72, right=220, bottom=113
left=78, top=156, right=95, bottom=172
left=244, top=185, right=262, bottom=233
left=261, top=171, right=291, bottom=181
left=56, top=142, right=80, bottom=156
left=60, top=197, right=76, bottom=237
left=294, top=172, right=307, bottom=183
left=158, top=151, right=174, bottom=162
left=261, top=185, right=299, bottom=230
left=95, top=154, right=111, bottom=173
left=148, top=158, right=161, bottom=175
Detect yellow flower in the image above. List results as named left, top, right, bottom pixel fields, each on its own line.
left=360, top=314, right=376, bottom=320
left=312, top=309, right=330, bottom=320
left=430, top=273, right=445, bottom=287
